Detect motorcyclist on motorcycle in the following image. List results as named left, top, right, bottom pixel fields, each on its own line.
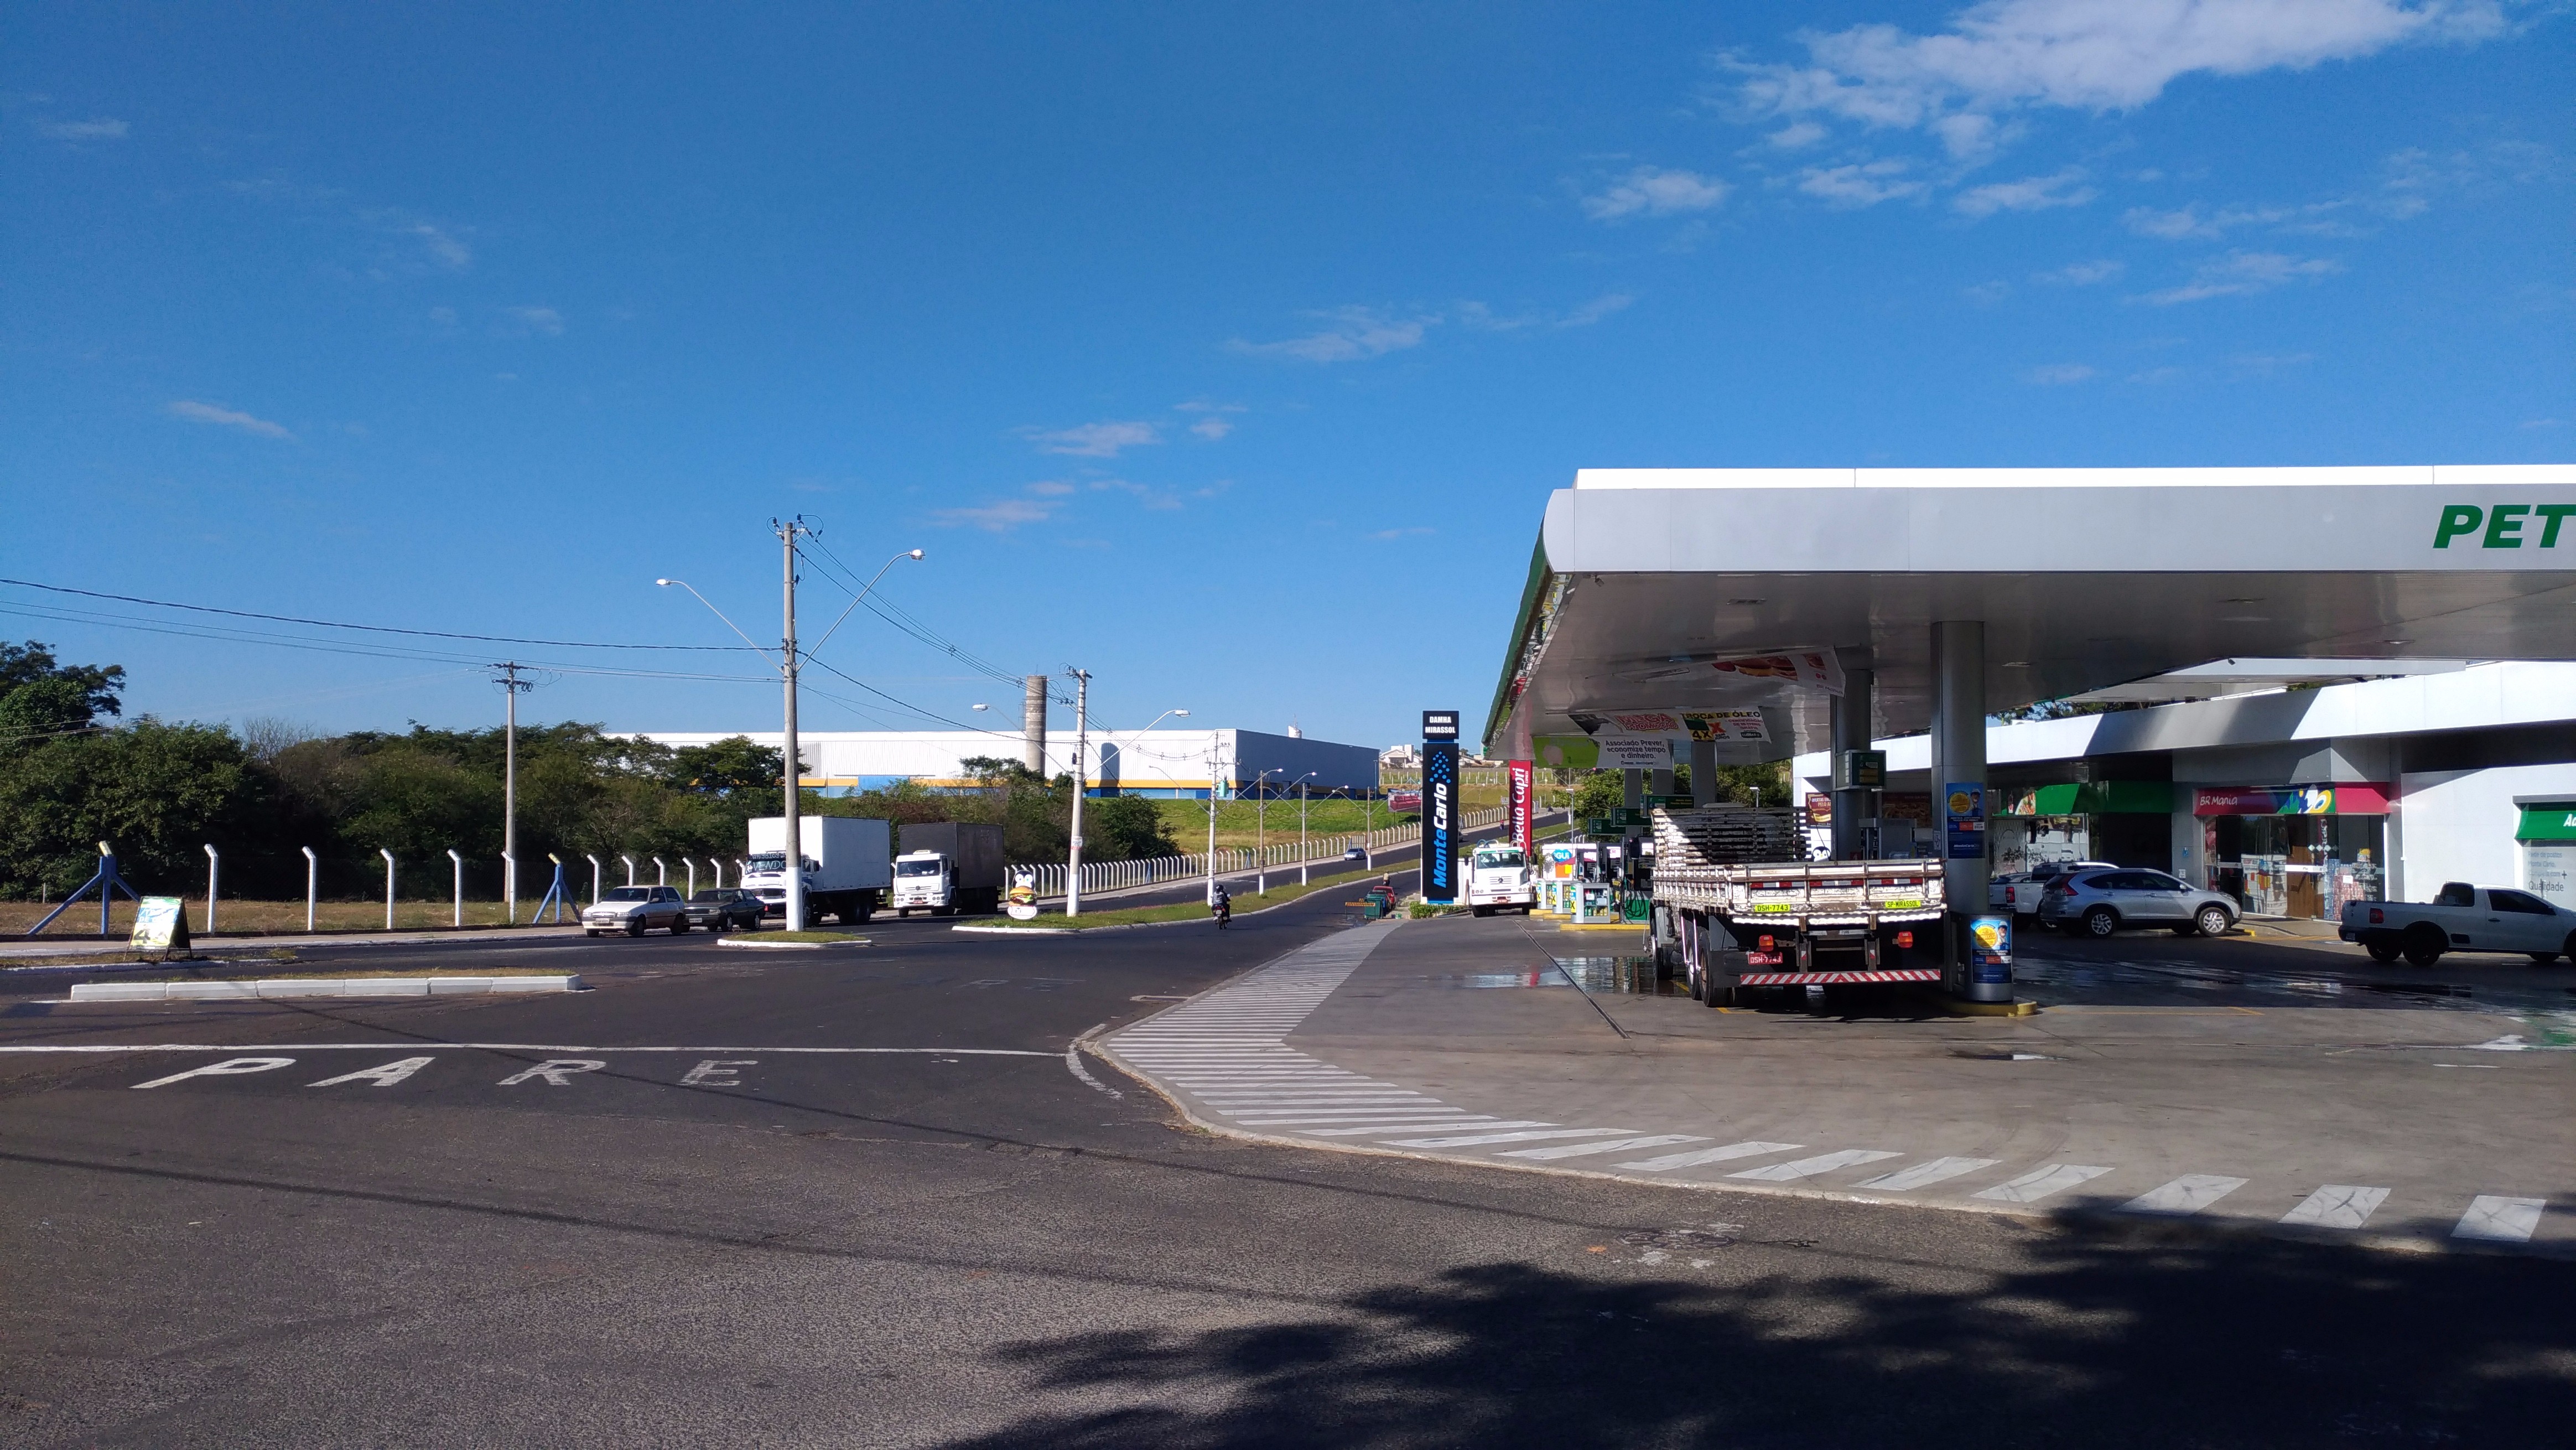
left=1212, top=885, right=1232, bottom=930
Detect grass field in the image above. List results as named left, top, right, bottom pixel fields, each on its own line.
left=1145, top=783, right=1557, bottom=852
left=1, top=898, right=578, bottom=939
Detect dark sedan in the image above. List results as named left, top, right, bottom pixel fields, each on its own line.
left=684, top=888, right=765, bottom=932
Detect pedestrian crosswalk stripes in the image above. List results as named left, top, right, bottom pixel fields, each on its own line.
left=1099, top=921, right=2562, bottom=1254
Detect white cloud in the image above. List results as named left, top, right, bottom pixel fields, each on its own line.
left=1767, top=121, right=1829, bottom=149
left=2232, top=351, right=2318, bottom=374
left=1089, top=478, right=1183, bottom=511
left=1560, top=293, right=1636, bottom=328
left=1736, top=1, right=2509, bottom=143
left=1027, top=420, right=1160, bottom=457
left=2035, top=258, right=2126, bottom=284
left=1963, top=280, right=2012, bottom=304
left=2024, top=362, right=2097, bottom=385
left=428, top=305, right=458, bottom=327
left=2127, top=366, right=2188, bottom=384
left=1026, top=480, right=1078, bottom=496
left=1229, top=306, right=1432, bottom=363
left=1188, top=416, right=1233, bottom=441
left=1582, top=165, right=1730, bottom=220
left=37, top=117, right=128, bottom=141
left=503, top=305, right=564, bottom=336
left=2138, top=250, right=2342, bottom=304
left=1462, top=293, right=1636, bottom=330
left=1797, top=159, right=1925, bottom=206
left=1175, top=400, right=1245, bottom=441
left=1954, top=167, right=2096, bottom=217
left=409, top=224, right=472, bottom=268
left=167, top=400, right=293, bottom=439
left=934, top=498, right=1061, bottom=531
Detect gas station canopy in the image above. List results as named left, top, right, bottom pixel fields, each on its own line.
left=1484, top=464, right=2576, bottom=762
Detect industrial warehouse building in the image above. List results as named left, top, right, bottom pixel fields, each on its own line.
left=636, top=726, right=1379, bottom=800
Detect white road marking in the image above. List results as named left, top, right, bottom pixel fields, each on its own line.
left=681, top=1059, right=757, bottom=1089
left=1383, top=1128, right=1638, bottom=1148
left=308, top=1057, right=435, bottom=1088
left=496, top=1058, right=607, bottom=1086
left=2453, top=1195, right=2547, bottom=1243
left=2121, top=1175, right=2249, bottom=1216
left=2279, top=1185, right=2389, bottom=1230
left=1727, top=1149, right=1901, bottom=1183
left=1854, top=1157, right=2001, bottom=1192
left=1064, top=1035, right=1123, bottom=1099
left=1498, top=1135, right=1706, bottom=1162
left=1614, top=1141, right=1803, bottom=1173
left=1222, top=1107, right=1474, bottom=1120
left=1298, top=1120, right=1550, bottom=1137
left=5, top=1044, right=1051, bottom=1055
left=1972, top=1164, right=2114, bottom=1204
left=131, top=1057, right=295, bottom=1089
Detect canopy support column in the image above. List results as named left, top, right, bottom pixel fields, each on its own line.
left=1830, top=650, right=1875, bottom=862
left=1933, top=620, right=2005, bottom=1001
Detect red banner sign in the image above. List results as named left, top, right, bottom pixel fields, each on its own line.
left=1508, top=760, right=1535, bottom=852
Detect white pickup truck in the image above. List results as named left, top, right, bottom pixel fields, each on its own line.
left=2339, top=882, right=2576, bottom=967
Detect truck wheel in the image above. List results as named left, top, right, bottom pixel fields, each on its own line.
left=2401, top=925, right=2445, bottom=969
left=1471, top=905, right=1492, bottom=918
left=896, top=908, right=908, bottom=918
left=2364, top=935, right=2402, bottom=964
left=2082, top=906, right=2118, bottom=938
left=2192, top=905, right=2232, bottom=938
left=584, top=929, right=600, bottom=939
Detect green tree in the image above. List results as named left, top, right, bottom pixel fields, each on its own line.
left=1087, top=794, right=1180, bottom=861
left=0, top=719, right=269, bottom=898
left=0, top=640, right=126, bottom=743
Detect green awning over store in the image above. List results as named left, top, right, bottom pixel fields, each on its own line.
left=2003, top=781, right=2176, bottom=816
left=2517, top=804, right=2576, bottom=842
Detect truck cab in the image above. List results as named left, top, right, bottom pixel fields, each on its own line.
left=1466, top=843, right=1536, bottom=916
left=739, top=852, right=818, bottom=919
left=893, top=851, right=957, bottom=916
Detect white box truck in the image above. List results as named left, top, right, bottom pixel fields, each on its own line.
left=744, top=816, right=891, bottom=925
left=891, top=822, right=1007, bottom=916
left=1464, top=840, right=1536, bottom=916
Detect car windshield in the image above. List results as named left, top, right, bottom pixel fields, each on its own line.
left=690, top=890, right=730, bottom=902
left=745, top=853, right=788, bottom=873
left=1474, top=850, right=1526, bottom=869
left=601, top=887, right=652, bottom=902
left=896, top=860, right=943, bottom=876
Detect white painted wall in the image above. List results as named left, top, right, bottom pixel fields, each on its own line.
left=2393, top=763, right=2576, bottom=902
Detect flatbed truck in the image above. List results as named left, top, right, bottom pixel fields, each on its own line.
left=1648, top=805, right=1947, bottom=1005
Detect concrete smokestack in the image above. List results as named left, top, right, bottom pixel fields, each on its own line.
left=1022, top=674, right=1048, bottom=775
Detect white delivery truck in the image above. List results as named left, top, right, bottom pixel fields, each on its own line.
left=1464, top=840, right=1537, bottom=916
left=891, top=821, right=1007, bottom=916
left=743, top=815, right=891, bottom=925
left=1649, top=805, right=1947, bottom=1006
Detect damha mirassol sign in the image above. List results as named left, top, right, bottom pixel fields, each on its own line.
left=1422, top=710, right=1460, bottom=903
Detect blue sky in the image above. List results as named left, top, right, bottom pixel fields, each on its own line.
left=5, top=1, right=2569, bottom=752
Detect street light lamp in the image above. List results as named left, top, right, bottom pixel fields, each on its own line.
left=1253, top=768, right=1284, bottom=894
left=659, top=543, right=923, bottom=932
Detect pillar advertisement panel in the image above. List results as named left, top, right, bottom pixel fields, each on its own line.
left=1507, top=760, right=1535, bottom=853
left=1945, top=783, right=1985, bottom=859
left=1422, top=744, right=1460, bottom=901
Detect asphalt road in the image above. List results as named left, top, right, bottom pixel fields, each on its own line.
left=3, top=890, right=2570, bottom=1447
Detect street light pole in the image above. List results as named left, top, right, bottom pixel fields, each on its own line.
left=1255, top=768, right=1281, bottom=894
left=1297, top=773, right=1315, bottom=885
left=1064, top=667, right=1090, bottom=918
left=493, top=662, right=531, bottom=922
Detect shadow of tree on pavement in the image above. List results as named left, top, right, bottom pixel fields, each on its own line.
left=939, top=1230, right=2575, bottom=1448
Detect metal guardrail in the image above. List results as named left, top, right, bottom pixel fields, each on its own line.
left=1024, top=805, right=1524, bottom=900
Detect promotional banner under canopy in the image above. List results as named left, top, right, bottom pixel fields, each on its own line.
left=1610, top=650, right=1844, bottom=696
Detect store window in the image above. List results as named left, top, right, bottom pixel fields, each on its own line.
left=2197, top=787, right=2386, bottom=919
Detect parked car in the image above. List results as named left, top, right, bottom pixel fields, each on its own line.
left=2339, top=882, right=2576, bottom=967
left=684, top=887, right=764, bottom=933
left=1992, top=862, right=2115, bottom=917
left=583, top=884, right=691, bottom=937
left=2038, top=868, right=2238, bottom=938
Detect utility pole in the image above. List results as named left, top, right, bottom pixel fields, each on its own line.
left=1063, top=668, right=1090, bottom=917
left=494, top=662, right=531, bottom=923
left=777, top=518, right=812, bottom=933
left=1206, top=739, right=1222, bottom=906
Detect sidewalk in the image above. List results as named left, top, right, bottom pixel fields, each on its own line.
left=1, top=923, right=589, bottom=964
left=1097, top=913, right=2576, bottom=1256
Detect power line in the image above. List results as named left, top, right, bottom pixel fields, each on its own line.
left=801, top=538, right=1068, bottom=702
left=0, top=577, right=744, bottom=651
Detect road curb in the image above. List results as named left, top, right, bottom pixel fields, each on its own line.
left=67, top=975, right=583, bottom=1001
left=715, top=937, right=869, bottom=950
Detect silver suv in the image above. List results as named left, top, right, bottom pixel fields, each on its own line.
left=583, top=885, right=692, bottom=937
left=2038, top=868, right=2238, bottom=939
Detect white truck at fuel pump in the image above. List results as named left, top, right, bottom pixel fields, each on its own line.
left=1464, top=840, right=1536, bottom=915
left=1648, top=805, right=1946, bottom=1005
left=741, top=815, right=890, bottom=925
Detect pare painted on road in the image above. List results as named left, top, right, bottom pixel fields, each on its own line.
left=128, top=1055, right=767, bottom=1089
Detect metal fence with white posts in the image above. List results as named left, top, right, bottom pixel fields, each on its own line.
left=1023, top=805, right=1523, bottom=902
